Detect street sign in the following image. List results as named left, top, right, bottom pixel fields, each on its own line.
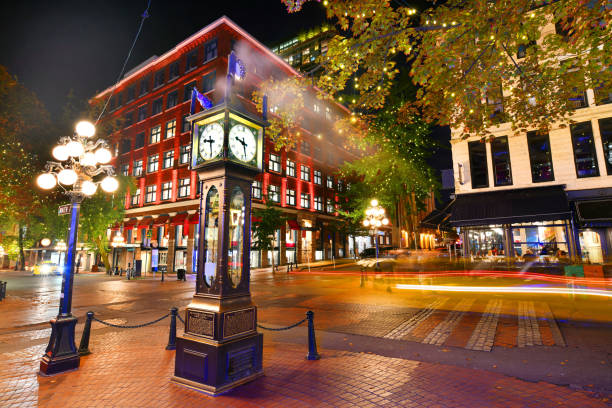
left=58, top=204, right=71, bottom=215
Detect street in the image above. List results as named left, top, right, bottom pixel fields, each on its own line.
left=0, top=266, right=610, bottom=406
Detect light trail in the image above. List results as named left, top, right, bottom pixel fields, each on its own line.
left=394, top=283, right=612, bottom=298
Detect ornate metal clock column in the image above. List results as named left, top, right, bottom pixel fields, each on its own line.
left=172, top=92, right=266, bottom=395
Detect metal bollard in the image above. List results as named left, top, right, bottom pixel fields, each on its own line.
left=306, top=310, right=320, bottom=360
left=0, top=281, right=6, bottom=300
left=78, top=311, right=94, bottom=356
left=166, top=307, right=177, bottom=350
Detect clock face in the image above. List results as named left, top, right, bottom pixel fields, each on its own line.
left=229, top=124, right=256, bottom=163
left=198, top=122, right=224, bottom=160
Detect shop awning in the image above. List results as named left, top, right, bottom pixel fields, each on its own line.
left=287, top=219, right=301, bottom=230
left=450, top=186, right=571, bottom=227
left=575, top=199, right=612, bottom=226
left=138, top=217, right=155, bottom=227
left=170, top=213, right=189, bottom=225
left=123, top=218, right=138, bottom=230
left=153, top=214, right=170, bottom=226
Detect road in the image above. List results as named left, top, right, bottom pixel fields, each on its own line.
left=0, top=267, right=611, bottom=397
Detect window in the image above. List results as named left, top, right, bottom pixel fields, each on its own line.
left=182, top=114, right=191, bottom=133
left=131, top=188, right=140, bottom=206
left=150, top=125, right=161, bottom=144
left=201, top=71, right=216, bottom=93
left=491, top=136, right=512, bottom=186
left=162, top=150, right=174, bottom=169
left=165, top=119, right=176, bottom=139
left=166, top=90, right=178, bottom=109
left=313, top=103, right=320, bottom=113
left=252, top=181, right=262, bottom=199
left=594, top=82, right=612, bottom=105
left=145, top=185, right=157, bottom=203
left=124, top=111, right=134, bottom=127
left=314, top=170, right=322, bottom=185
left=326, top=175, right=334, bottom=189
left=137, top=104, right=147, bottom=122
left=133, top=160, right=143, bottom=177
left=517, top=40, right=535, bottom=59
left=314, top=146, right=322, bottom=159
left=178, top=178, right=190, bottom=198
left=268, top=185, right=280, bottom=203
left=186, top=49, right=198, bottom=71
left=468, top=141, right=489, bottom=188
left=300, top=165, right=310, bottom=181
left=527, top=131, right=555, bottom=183
left=570, top=122, right=599, bottom=178
left=269, top=153, right=281, bottom=172
left=126, top=86, right=135, bottom=102
left=152, top=97, right=163, bottom=115
left=326, top=198, right=334, bottom=213
left=300, top=193, right=310, bottom=208
left=134, top=132, right=145, bottom=150
left=120, top=163, right=129, bottom=176
left=286, top=159, right=296, bottom=177
left=139, top=76, right=149, bottom=95
left=183, top=81, right=196, bottom=101
left=169, top=61, right=180, bottom=80
left=314, top=196, right=322, bottom=211
left=180, top=144, right=191, bottom=164
left=147, top=154, right=159, bottom=173
left=120, top=139, right=131, bottom=154
left=161, top=182, right=172, bottom=200
left=116, top=92, right=123, bottom=107
left=599, top=118, right=612, bottom=175
left=301, top=140, right=310, bottom=155
left=485, top=85, right=504, bottom=118
left=204, top=39, right=217, bottom=62
left=154, top=70, right=165, bottom=88
left=286, top=188, right=296, bottom=206
left=325, top=106, right=332, bottom=120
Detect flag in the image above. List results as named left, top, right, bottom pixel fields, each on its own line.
left=190, top=87, right=213, bottom=114
left=228, top=51, right=246, bottom=80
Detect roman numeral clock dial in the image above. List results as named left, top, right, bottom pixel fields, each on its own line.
left=229, top=124, right=256, bottom=163
left=198, top=122, right=224, bottom=160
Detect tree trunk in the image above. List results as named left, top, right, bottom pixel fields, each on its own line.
left=17, top=222, right=25, bottom=271
left=96, top=239, right=111, bottom=272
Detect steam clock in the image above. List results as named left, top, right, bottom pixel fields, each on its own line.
left=172, top=95, right=265, bottom=395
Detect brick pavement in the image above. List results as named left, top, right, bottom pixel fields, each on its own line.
left=0, top=324, right=609, bottom=408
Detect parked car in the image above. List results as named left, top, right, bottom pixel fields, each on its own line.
left=359, top=246, right=397, bottom=259
left=32, top=261, right=62, bottom=276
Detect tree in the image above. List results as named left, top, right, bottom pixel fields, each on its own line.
left=252, top=196, right=287, bottom=268
left=282, top=0, right=612, bottom=138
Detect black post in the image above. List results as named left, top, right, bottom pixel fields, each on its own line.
left=306, top=310, right=320, bottom=360
left=166, top=307, right=177, bottom=350
left=78, top=311, right=94, bottom=356
left=0, top=281, right=6, bottom=300
left=161, top=267, right=165, bottom=282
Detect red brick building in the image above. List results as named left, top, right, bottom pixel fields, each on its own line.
left=94, top=17, right=360, bottom=275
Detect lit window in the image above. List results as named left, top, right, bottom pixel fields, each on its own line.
left=165, top=119, right=176, bottom=139
left=147, top=154, right=159, bottom=173
left=150, top=125, right=161, bottom=144
left=326, top=198, right=334, bottom=213
left=120, top=163, right=129, bottom=176
left=314, top=196, right=322, bottom=211
left=131, top=188, right=140, bottom=206
left=286, top=189, right=296, bottom=206
left=527, top=131, right=554, bottom=183
left=598, top=118, right=612, bottom=175
left=162, top=150, right=174, bottom=169
left=313, top=103, right=321, bottom=113
left=269, top=154, right=281, bottom=172
left=286, top=159, right=296, bottom=177
left=145, top=185, right=157, bottom=203
left=182, top=114, right=191, bottom=133
left=300, top=165, right=310, bottom=181
left=252, top=181, right=262, bottom=199
left=161, top=181, right=172, bottom=201
left=314, top=170, right=322, bottom=185
left=178, top=178, right=190, bottom=198
left=268, top=185, right=280, bottom=203
left=491, top=136, right=513, bottom=186
left=571, top=122, right=599, bottom=178
left=179, top=144, right=191, bottom=164
left=326, top=175, right=334, bottom=189
left=133, top=160, right=143, bottom=177
left=300, top=193, right=310, bottom=208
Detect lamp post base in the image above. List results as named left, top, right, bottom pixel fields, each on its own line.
left=39, top=315, right=80, bottom=376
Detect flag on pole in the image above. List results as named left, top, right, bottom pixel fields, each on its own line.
left=228, top=51, right=246, bottom=80
left=190, top=87, right=213, bottom=115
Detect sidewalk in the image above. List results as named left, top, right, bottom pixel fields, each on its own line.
left=0, top=324, right=608, bottom=407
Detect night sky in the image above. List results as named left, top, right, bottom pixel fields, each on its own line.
left=0, top=0, right=451, bottom=170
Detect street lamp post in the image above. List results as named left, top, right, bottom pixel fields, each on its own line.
left=36, top=120, right=117, bottom=376
left=363, top=199, right=389, bottom=268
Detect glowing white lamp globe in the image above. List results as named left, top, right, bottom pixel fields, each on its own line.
left=100, top=176, right=118, bottom=193
left=81, top=152, right=97, bottom=167
left=363, top=219, right=370, bottom=227
left=375, top=220, right=382, bottom=227
left=52, top=145, right=69, bottom=161
left=82, top=180, right=98, bottom=196
left=41, top=238, right=51, bottom=247
left=37, top=173, right=57, bottom=189
left=94, top=148, right=112, bottom=164
left=57, top=169, right=78, bottom=185
left=75, top=121, right=95, bottom=137
left=66, top=140, right=84, bottom=157
left=382, top=218, right=389, bottom=225
left=370, top=199, right=378, bottom=207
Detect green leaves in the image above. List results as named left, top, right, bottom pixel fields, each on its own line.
left=252, top=196, right=288, bottom=252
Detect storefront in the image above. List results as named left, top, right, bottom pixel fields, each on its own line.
left=451, top=186, right=576, bottom=261
left=572, top=191, right=612, bottom=263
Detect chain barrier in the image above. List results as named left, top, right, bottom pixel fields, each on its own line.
left=177, top=313, right=185, bottom=325
left=256, top=317, right=307, bottom=331
left=92, top=313, right=169, bottom=329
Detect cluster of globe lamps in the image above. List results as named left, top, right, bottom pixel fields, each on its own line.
left=363, top=199, right=389, bottom=229
left=36, top=121, right=118, bottom=195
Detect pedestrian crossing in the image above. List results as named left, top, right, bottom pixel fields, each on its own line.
left=379, top=298, right=565, bottom=352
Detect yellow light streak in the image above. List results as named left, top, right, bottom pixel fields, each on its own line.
left=395, top=284, right=612, bottom=298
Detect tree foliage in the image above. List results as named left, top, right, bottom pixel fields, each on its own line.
left=282, top=0, right=612, bottom=138
left=252, top=196, right=287, bottom=266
